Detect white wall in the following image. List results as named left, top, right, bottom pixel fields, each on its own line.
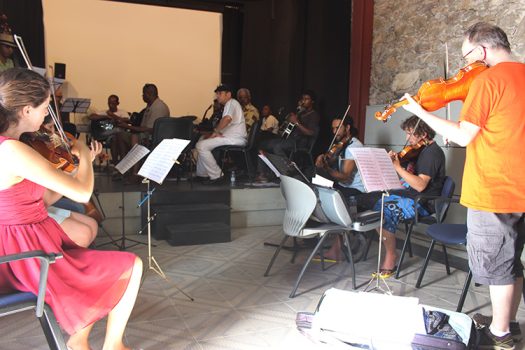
left=42, top=0, right=221, bottom=123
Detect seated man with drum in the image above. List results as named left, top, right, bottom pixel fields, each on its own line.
left=88, top=94, right=130, bottom=165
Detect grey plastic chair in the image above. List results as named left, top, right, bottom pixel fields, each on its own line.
left=264, top=176, right=381, bottom=297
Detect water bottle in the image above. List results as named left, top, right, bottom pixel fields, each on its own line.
left=230, top=170, right=236, bottom=186
left=348, top=196, right=358, bottom=221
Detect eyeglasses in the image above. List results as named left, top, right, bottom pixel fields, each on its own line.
left=463, top=45, right=487, bottom=62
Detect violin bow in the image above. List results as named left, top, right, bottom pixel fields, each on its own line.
left=14, top=35, right=70, bottom=150
left=327, top=104, right=351, bottom=152
left=444, top=42, right=451, bottom=147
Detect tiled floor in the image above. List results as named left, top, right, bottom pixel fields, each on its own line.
left=1, top=226, right=525, bottom=349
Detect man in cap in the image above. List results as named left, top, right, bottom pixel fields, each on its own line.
left=0, top=14, right=17, bottom=73
left=195, top=84, right=247, bottom=184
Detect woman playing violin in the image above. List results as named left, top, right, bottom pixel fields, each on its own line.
left=371, top=115, right=445, bottom=278
left=0, top=68, right=142, bottom=350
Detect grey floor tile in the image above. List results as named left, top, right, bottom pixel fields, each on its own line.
left=5, top=225, right=525, bottom=349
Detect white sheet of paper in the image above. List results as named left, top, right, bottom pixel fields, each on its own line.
left=258, top=153, right=281, bottom=178
left=115, top=144, right=150, bottom=174
left=349, top=147, right=403, bottom=192
left=138, top=138, right=190, bottom=184
left=312, top=174, right=334, bottom=188
left=315, top=288, right=423, bottom=349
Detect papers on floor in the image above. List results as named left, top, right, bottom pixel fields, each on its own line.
left=313, top=288, right=424, bottom=349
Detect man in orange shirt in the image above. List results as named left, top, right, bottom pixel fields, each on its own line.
left=402, top=22, right=525, bottom=349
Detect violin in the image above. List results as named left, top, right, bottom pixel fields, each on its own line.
left=324, top=135, right=350, bottom=162
left=20, top=127, right=78, bottom=173
left=397, top=138, right=428, bottom=162
left=375, top=60, right=488, bottom=122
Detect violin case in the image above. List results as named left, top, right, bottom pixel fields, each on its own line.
left=296, top=288, right=474, bottom=349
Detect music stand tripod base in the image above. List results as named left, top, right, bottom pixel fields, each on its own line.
left=142, top=179, right=194, bottom=302
left=363, top=191, right=393, bottom=295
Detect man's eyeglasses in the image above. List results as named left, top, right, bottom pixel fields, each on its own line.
left=463, top=45, right=487, bottom=62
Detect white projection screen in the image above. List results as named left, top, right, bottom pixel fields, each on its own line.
left=42, top=0, right=222, bottom=122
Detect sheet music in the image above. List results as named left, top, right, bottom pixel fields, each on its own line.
left=115, top=144, right=150, bottom=174
left=258, top=153, right=281, bottom=178
left=349, top=148, right=403, bottom=192
left=138, top=138, right=190, bottom=184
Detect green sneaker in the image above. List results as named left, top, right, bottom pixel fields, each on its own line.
left=477, top=326, right=515, bottom=350
left=472, top=313, right=522, bottom=343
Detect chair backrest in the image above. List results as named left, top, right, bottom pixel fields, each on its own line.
left=316, top=186, right=352, bottom=227
left=436, top=176, right=456, bottom=222
left=246, top=121, right=260, bottom=151
left=151, top=117, right=194, bottom=148
left=280, top=175, right=318, bottom=236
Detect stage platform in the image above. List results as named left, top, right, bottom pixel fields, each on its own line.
left=93, top=172, right=286, bottom=246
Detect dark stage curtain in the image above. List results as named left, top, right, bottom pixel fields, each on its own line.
left=239, top=0, right=351, bottom=156
left=0, top=0, right=45, bottom=68
left=221, top=5, right=243, bottom=90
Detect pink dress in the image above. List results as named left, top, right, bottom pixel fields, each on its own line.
left=0, top=136, right=136, bottom=335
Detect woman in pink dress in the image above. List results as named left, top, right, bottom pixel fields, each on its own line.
left=0, top=68, right=142, bottom=350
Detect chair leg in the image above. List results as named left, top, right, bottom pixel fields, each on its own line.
left=290, top=234, right=330, bottom=298
left=290, top=237, right=301, bottom=264
left=395, top=223, right=414, bottom=279
left=456, top=270, right=473, bottom=312
left=244, top=151, right=254, bottom=180
left=220, top=150, right=229, bottom=178
left=443, top=245, right=451, bottom=275
left=39, top=304, right=68, bottom=350
left=363, top=234, right=373, bottom=261
left=343, top=232, right=356, bottom=290
left=264, top=235, right=289, bottom=276
left=416, top=240, right=436, bottom=288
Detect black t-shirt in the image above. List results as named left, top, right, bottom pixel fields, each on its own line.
left=290, top=109, right=320, bottom=147
left=392, top=141, right=445, bottom=200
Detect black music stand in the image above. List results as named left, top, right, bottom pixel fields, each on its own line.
left=112, top=144, right=152, bottom=251
left=61, top=98, right=91, bottom=114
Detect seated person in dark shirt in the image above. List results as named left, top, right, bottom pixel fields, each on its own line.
left=373, top=115, right=445, bottom=278
left=257, top=90, right=320, bottom=181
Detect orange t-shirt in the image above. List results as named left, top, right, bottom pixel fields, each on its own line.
left=459, top=62, right=525, bottom=212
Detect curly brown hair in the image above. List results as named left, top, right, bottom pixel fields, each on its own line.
left=400, top=115, right=435, bottom=139
left=0, top=68, right=50, bottom=133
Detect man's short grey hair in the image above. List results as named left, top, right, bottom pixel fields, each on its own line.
left=237, top=88, right=251, bottom=100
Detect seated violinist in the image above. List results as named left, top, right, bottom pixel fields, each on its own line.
left=371, top=115, right=445, bottom=278
left=315, top=116, right=364, bottom=197
left=314, top=116, right=364, bottom=261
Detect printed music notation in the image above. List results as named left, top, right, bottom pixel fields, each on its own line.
left=138, top=138, right=190, bottom=184
left=115, top=144, right=150, bottom=175
left=349, top=148, right=403, bottom=193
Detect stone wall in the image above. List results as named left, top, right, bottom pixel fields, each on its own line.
left=370, top=0, right=525, bottom=105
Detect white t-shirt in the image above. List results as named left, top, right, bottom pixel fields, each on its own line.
left=261, top=115, right=279, bottom=134
left=221, top=98, right=247, bottom=139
